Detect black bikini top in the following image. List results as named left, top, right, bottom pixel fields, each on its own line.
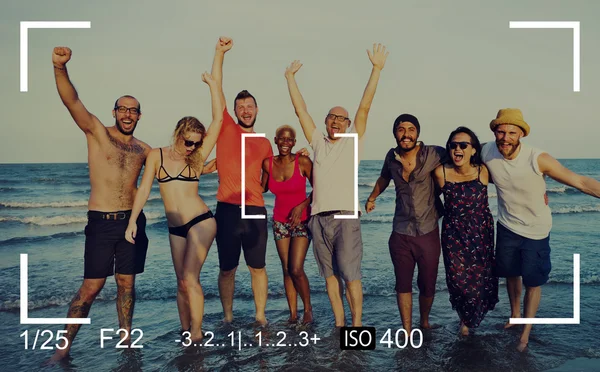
left=157, top=148, right=199, bottom=183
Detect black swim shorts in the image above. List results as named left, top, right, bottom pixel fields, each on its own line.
left=215, top=202, right=268, bottom=271
left=84, top=210, right=149, bottom=279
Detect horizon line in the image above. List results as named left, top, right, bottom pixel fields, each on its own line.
left=2, top=157, right=599, bottom=165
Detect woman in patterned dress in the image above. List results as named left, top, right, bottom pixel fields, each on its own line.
left=433, top=126, right=498, bottom=335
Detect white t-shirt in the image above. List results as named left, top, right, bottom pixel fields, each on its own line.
left=310, top=127, right=364, bottom=215
left=481, top=141, right=552, bottom=239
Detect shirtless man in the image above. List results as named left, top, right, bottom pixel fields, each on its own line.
left=50, top=47, right=151, bottom=361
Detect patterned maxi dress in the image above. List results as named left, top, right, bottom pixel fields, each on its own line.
left=441, top=167, right=499, bottom=328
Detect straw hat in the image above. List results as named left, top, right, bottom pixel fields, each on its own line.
left=489, top=108, right=530, bottom=137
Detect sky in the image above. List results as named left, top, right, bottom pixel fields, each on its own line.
left=0, top=0, right=599, bottom=163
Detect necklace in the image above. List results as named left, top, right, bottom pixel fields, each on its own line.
left=394, top=151, right=414, bottom=167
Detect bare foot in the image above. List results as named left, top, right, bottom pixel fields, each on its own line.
left=190, top=330, right=204, bottom=343
left=223, top=316, right=233, bottom=323
left=459, top=322, right=469, bottom=336
left=504, top=319, right=520, bottom=329
left=420, top=321, right=433, bottom=329
left=516, top=340, right=528, bottom=352
left=48, top=350, right=69, bottom=364
left=255, top=317, right=268, bottom=327
left=302, top=310, right=313, bottom=325
left=287, top=315, right=298, bottom=324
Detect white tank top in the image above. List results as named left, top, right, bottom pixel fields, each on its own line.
left=481, top=142, right=552, bottom=239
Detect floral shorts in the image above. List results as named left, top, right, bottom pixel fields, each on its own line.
left=272, top=220, right=310, bottom=241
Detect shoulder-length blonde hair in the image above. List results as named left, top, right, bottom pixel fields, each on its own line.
left=171, top=116, right=206, bottom=172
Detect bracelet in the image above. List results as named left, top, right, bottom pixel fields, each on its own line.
left=53, top=66, right=66, bottom=70
left=367, top=198, right=376, bottom=202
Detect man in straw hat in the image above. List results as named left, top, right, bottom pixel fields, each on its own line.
left=481, top=108, right=600, bottom=352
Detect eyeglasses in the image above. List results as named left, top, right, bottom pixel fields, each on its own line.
left=449, top=141, right=471, bottom=150
left=326, top=114, right=349, bottom=123
left=184, top=139, right=202, bottom=148
left=115, top=106, right=140, bottom=115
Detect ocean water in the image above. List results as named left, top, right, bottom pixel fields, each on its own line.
left=0, top=160, right=599, bottom=372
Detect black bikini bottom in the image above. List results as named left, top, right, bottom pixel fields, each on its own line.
left=168, top=210, right=214, bottom=238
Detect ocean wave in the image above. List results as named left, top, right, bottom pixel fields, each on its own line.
left=547, top=186, right=579, bottom=195
left=0, top=231, right=84, bottom=247
left=0, top=291, right=223, bottom=312
left=553, top=205, right=600, bottom=214
left=361, top=215, right=394, bottom=223
left=2, top=275, right=597, bottom=312
left=0, top=211, right=164, bottom=226
left=0, top=196, right=162, bottom=209
left=547, top=275, right=600, bottom=285
left=0, top=200, right=88, bottom=208
left=359, top=182, right=376, bottom=187
left=0, top=187, right=22, bottom=192
left=359, top=205, right=600, bottom=223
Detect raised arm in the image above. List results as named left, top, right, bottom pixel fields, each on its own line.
left=365, top=176, right=391, bottom=213
left=53, top=47, right=104, bottom=136
left=211, top=36, right=233, bottom=110
left=125, top=150, right=158, bottom=243
left=201, top=158, right=217, bottom=174
left=538, top=153, right=600, bottom=198
left=199, top=72, right=224, bottom=161
left=354, top=43, right=389, bottom=138
left=285, top=61, right=317, bottom=144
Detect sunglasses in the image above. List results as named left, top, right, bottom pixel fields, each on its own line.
left=449, top=141, right=471, bottom=150
left=184, top=139, right=202, bottom=148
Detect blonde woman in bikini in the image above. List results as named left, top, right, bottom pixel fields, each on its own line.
left=125, top=71, right=223, bottom=342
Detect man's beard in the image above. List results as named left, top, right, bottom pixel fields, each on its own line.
left=237, top=116, right=256, bottom=129
left=396, top=136, right=417, bottom=152
left=115, top=118, right=136, bottom=135
left=496, top=139, right=520, bottom=158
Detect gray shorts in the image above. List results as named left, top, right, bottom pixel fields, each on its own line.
left=307, top=211, right=363, bottom=282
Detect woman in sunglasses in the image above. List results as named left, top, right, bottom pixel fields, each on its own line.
left=125, top=71, right=223, bottom=342
left=433, top=126, right=498, bottom=336
left=261, top=125, right=314, bottom=324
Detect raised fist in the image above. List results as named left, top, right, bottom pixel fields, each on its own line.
left=52, top=47, right=72, bottom=68
left=216, top=36, right=233, bottom=53
left=285, top=60, right=303, bottom=78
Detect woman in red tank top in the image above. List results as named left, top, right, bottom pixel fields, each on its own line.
left=261, top=125, right=314, bottom=324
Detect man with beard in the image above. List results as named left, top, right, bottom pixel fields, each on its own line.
left=50, top=47, right=151, bottom=361
left=211, top=37, right=273, bottom=325
left=365, top=114, right=446, bottom=333
left=482, top=108, right=600, bottom=352
left=284, top=43, right=389, bottom=327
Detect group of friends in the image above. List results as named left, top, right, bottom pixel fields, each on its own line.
left=48, top=37, right=600, bottom=361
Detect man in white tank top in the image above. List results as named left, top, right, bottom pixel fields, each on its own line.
left=481, top=108, right=600, bottom=352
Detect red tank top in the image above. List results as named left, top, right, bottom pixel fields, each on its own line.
left=269, top=155, right=309, bottom=223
